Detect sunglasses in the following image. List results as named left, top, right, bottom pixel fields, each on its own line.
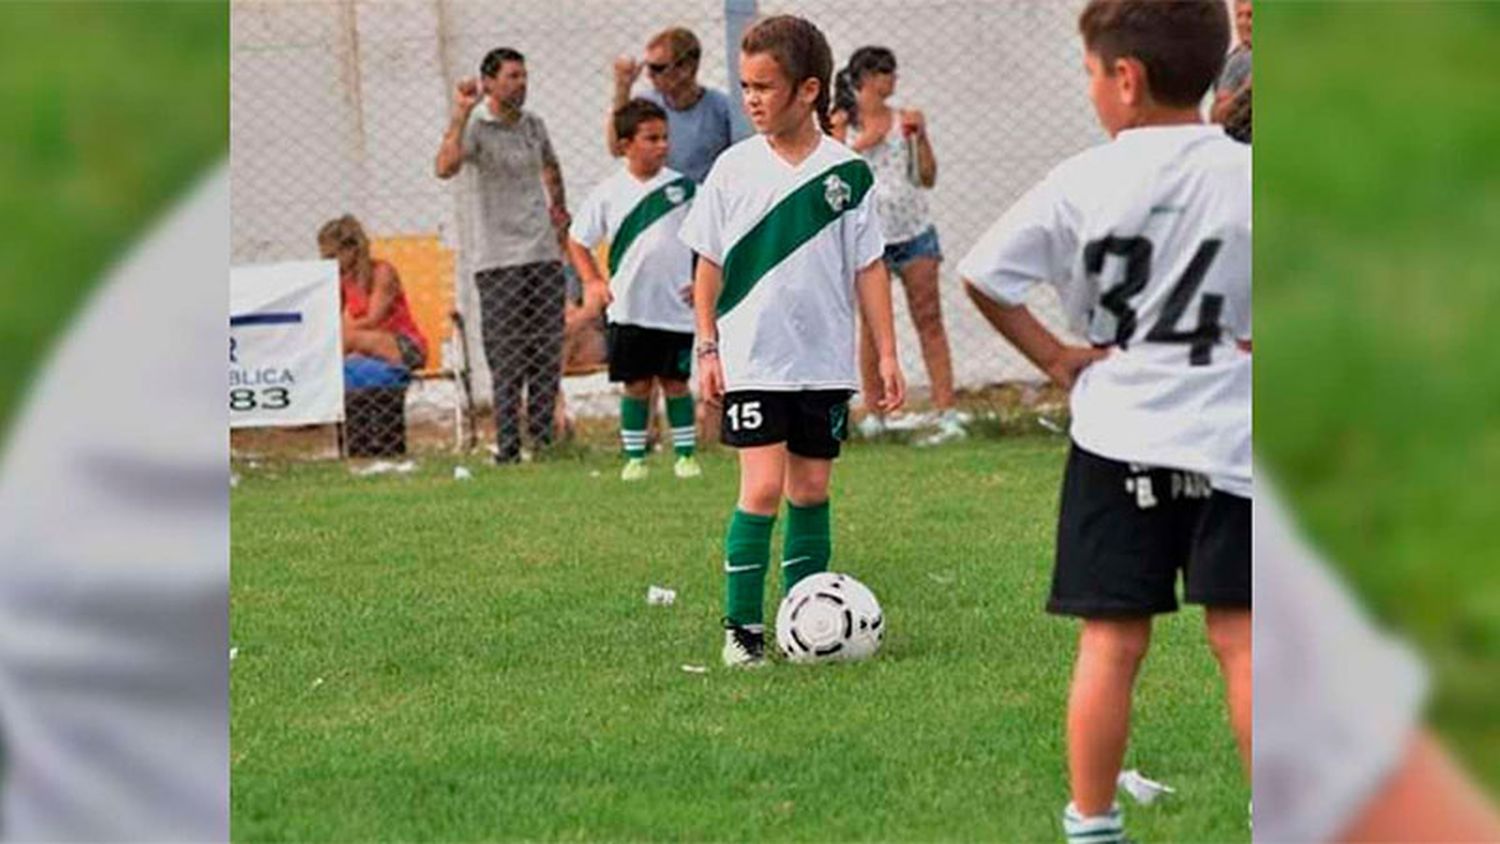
left=646, top=50, right=699, bottom=75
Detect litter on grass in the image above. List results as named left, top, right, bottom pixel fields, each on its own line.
left=351, top=459, right=417, bottom=477
left=1117, top=769, right=1176, bottom=805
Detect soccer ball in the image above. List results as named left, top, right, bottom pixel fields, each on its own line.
left=775, top=572, right=884, bottom=663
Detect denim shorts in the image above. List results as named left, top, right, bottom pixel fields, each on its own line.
left=883, top=225, right=943, bottom=270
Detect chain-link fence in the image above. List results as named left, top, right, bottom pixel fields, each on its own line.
left=230, top=0, right=1103, bottom=460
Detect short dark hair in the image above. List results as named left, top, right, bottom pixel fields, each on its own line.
left=614, top=98, right=668, bottom=143
left=1078, top=0, right=1228, bottom=107
left=480, top=47, right=525, bottom=79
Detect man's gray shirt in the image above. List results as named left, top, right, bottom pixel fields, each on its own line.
left=462, top=102, right=561, bottom=272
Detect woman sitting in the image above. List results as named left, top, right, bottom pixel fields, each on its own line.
left=317, top=215, right=428, bottom=371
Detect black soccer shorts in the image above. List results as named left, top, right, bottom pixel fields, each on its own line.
left=605, top=323, right=693, bottom=383
left=719, top=389, right=854, bottom=459
left=1048, top=443, right=1251, bottom=617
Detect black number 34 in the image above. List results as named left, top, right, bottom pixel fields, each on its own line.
left=1084, top=236, right=1224, bottom=366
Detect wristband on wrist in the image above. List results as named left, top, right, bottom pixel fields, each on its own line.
left=695, top=340, right=719, bottom=359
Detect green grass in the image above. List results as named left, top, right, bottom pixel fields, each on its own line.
left=1256, top=2, right=1500, bottom=787
left=0, top=3, right=226, bottom=430
left=231, top=439, right=1249, bottom=841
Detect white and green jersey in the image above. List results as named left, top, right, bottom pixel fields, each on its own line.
left=679, top=135, right=885, bottom=391
left=959, top=125, right=1251, bottom=496
left=570, top=166, right=696, bottom=333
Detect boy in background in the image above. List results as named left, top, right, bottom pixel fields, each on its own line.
left=567, top=98, right=702, bottom=481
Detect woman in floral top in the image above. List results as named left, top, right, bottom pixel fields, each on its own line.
left=831, top=46, right=963, bottom=444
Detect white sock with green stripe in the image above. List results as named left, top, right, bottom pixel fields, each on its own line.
left=1062, top=802, right=1125, bottom=844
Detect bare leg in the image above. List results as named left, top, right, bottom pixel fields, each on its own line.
left=737, top=444, right=787, bottom=516
left=1068, top=617, right=1153, bottom=815
left=1206, top=607, right=1252, bottom=774
left=896, top=256, right=956, bottom=411
left=343, top=328, right=403, bottom=367
left=784, top=453, right=833, bottom=507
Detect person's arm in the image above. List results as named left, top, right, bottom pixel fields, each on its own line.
left=855, top=260, right=905, bottom=412
left=692, top=257, right=726, bottom=407
left=848, top=118, right=887, bottom=153
left=605, top=55, right=642, bottom=156
left=436, top=78, right=481, bottom=179
left=965, top=283, right=1105, bottom=390
left=1337, top=729, right=1500, bottom=843
left=543, top=161, right=569, bottom=229
left=564, top=237, right=611, bottom=319
left=901, top=108, right=938, bottom=187
left=536, top=117, right=570, bottom=229
left=346, top=263, right=400, bottom=330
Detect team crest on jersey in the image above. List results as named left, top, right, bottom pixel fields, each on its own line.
left=665, top=185, right=686, bottom=205
left=823, top=174, right=852, bottom=212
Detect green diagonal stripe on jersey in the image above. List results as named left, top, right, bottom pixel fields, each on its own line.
left=608, top=176, right=696, bottom=277
left=717, top=159, right=874, bottom=317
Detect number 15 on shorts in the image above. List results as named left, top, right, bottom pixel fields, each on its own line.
left=727, top=400, right=763, bottom=431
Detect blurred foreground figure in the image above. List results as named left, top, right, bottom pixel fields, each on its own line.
left=1255, top=480, right=1500, bottom=842
left=0, top=167, right=228, bottom=840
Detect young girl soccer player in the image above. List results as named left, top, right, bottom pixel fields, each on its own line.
left=677, top=15, right=906, bottom=668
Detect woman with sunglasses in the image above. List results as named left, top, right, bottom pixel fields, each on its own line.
left=831, top=46, right=963, bottom=446
left=607, top=27, right=746, bottom=184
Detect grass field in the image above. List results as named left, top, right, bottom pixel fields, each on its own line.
left=1257, top=3, right=1500, bottom=788
left=0, top=3, right=226, bottom=430
left=231, top=438, right=1249, bottom=841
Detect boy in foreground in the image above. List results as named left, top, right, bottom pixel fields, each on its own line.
left=958, top=1, right=1251, bottom=839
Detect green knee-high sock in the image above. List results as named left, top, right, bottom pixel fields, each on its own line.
left=781, top=499, right=830, bottom=593
left=620, top=396, right=649, bottom=459
left=666, top=394, right=696, bottom=457
left=724, top=509, right=775, bottom=627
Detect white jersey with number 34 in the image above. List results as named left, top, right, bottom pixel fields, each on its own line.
left=959, top=125, right=1251, bottom=496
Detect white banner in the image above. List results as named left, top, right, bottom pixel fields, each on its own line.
left=229, top=260, right=343, bottom=428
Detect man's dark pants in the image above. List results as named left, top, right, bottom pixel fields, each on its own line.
left=475, top=261, right=566, bottom=461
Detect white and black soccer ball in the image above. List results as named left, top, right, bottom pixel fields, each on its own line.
left=775, top=572, right=884, bottom=663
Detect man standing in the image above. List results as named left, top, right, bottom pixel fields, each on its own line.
left=607, top=27, right=745, bottom=183
left=436, top=47, right=571, bottom=464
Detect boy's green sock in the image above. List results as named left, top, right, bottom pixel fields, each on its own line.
left=620, top=396, right=649, bottom=459
left=724, top=509, right=775, bottom=627
left=781, top=499, right=830, bottom=593
left=666, top=394, right=696, bottom=457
